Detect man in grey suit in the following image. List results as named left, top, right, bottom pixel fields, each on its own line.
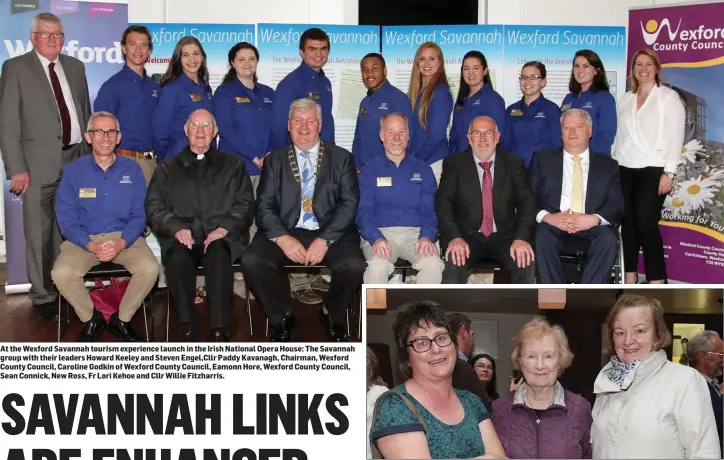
left=0, top=12, right=91, bottom=321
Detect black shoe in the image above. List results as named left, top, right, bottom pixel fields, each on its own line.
left=75, top=309, right=106, bottom=342
left=180, top=323, right=198, bottom=342
left=35, top=302, right=59, bottom=322
left=107, top=313, right=142, bottom=342
left=319, top=310, right=348, bottom=342
left=269, top=311, right=296, bottom=342
left=209, top=329, right=230, bottom=342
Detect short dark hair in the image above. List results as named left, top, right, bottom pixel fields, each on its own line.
left=523, top=60, right=547, bottom=79
left=122, top=25, right=153, bottom=51
left=361, top=52, right=386, bottom=69
left=393, top=301, right=457, bottom=379
left=299, top=27, right=330, bottom=51
left=569, top=49, right=609, bottom=94
left=446, top=312, right=472, bottom=335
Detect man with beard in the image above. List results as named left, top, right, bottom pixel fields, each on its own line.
left=95, top=25, right=160, bottom=185
left=447, top=312, right=492, bottom=411
left=352, top=53, right=412, bottom=170
left=689, top=331, right=724, bottom=455
left=146, top=109, right=254, bottom=341
left=356, top=113, right=443, bottom=284
left=242, top=98, right=366, bottom=343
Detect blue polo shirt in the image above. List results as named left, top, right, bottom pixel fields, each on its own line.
left=449, top=84, right=506, bottom=156
left=352, top=80, right=412, bottom=168
left=409, top=84, right=453, bottom=165
left=213, top=78, right=275, bottom=175
left=500, top=94, right=562, bottom=166
left=561, top=89, right=617, bottom=156
left=356, top=155, right=438, bottom=244
left=152, top=73, right=213, bottom=160
left=271, top=61, right=334, bottom=150
left=56, top=154, right=147, bottom=250
left=94, top=65, right=160, bottom=152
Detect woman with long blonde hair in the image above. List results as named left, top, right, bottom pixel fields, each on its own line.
left=407, top=42, right=453, bottom=167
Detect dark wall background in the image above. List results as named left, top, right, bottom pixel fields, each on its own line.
left=359, top=0, right=479, bottom=26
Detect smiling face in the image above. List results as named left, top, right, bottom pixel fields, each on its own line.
left=407, top=321, right=456, bottom=381
left=122, top=31, right=151, bottom=68
left=31, top=20, right=64, bottom=61
left=232, top=47, right=258, bottom=80
left=519, top=334, right=560, bottom=389
left=613, top=307, right=656, bottom=364
left=573, top=56, right=596, bottom=90
left=462, top=56, right=486, bottom=90
left=361, top=56, right=386, bottom=91
left=288, top=107, right=322, bottom=152
left=84, top=115, right=121, bottom=159
left=520, top=64, right=546, bottom=98
left=473, top=357, right=494, bottom=384
left=633, top=53, right=657, bottom=87
left=300, top=39, right=329, bottom=72
left=417, top=46, right=440, bottom=80
left=562, top=112, right=592, bottom=152
left=184, top=109, right=217, bottom=153
left=380, top=114, right=408, bottom=159
left=181, top=43, right=202, bottom=77
left=467, top=117, right=500, bottom=159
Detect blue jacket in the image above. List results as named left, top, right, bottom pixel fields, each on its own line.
left=352, top=80, right=412, bottom=168
left=449, top=84, right=506, bottom=155
left=213, top=78, right=275, bottom=176
left=152, top=73, right=213, bottom=160
left=501, top=95, right=562, bottom=167
left=561, top=90, right=617, bottom=156
left=409, top=84, right=453, bottom=165
left=56, top=155, right=147, bottom=249
left=356, top=155, right=438, bottom=243
left=271, top=61, right=334, bottom=150
left=94, top=65, right=159, bottom=152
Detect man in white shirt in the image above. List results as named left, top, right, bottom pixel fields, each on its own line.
left=0, top=12, right=91, bottom=320
left=527, top=109, right=623, bottom=284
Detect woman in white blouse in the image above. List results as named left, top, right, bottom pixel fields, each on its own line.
left=614, top=49, right=685, bottom=284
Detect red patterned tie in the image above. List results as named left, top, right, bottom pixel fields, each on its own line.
left=480, top=161, right=493, bottom=236
left=48, top=62, right=71, bottom=147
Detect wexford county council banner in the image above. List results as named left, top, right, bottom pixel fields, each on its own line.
left=0, top=0, right=128, bottom=289
left=629, top=2, right=724, bottom=284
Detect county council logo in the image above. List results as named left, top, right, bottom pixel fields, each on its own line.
left=641, top=18, right=681, bottom=45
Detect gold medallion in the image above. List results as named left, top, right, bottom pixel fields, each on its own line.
left=302, top=197, right=313, bottom=213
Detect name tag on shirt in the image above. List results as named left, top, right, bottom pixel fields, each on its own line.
left=308, top=91, right=319, bottom=101
left=561, top=103, right=572, bottom=111
left=235, top=96, right=250, bottom=103
left=411, top=173, right=422, bottom=181
left=190, top=93, right=202, bottom=102
left=376, top=177, right=392, bottom=187
left=511, top=109, right=524, bottom=116
left=79, top=188, right=96, bottom=198
left=360, top=108, right=367, bottom=115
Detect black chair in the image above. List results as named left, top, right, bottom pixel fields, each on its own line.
left=164, top=261, right=247, bottom=342
left=559, top=228, right=623, bottom=284
left=57, top=262, right=154, bottom=342
left=243, top=264, right=359, bottom=340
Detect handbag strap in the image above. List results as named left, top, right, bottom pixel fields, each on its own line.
left=370, top=390, right=428, bottom=459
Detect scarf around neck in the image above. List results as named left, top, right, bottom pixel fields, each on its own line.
left=605, top=355, right=643, bottom=389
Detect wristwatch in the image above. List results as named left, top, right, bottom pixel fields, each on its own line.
left=664, top=172, right=675, bottom=180
left=597, top=216, right=603, bottom=226
left=323, top=239, right=333, bottom=247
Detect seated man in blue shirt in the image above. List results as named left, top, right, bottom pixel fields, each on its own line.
left=357, top=113, right=443, bottom=284
left=52, top=112, right=159, bottom=342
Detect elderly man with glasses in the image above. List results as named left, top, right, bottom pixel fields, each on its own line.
left=689, top=330, right=724, bottom=456
left=146, top=109, right=254, bottom=342
left=52, top=112, right=158, bottom=342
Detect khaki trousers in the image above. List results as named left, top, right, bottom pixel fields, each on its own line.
left=361, top=227, right=445, bottom=284
left=133, top=157, right=157, bottom=186
left=51, top=232, right=159, bottom=322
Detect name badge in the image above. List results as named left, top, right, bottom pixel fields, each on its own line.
left=79, top=188, right=96, bottom=199
left=376, top=177, right=392, bottom=187
left=561, top=103, right=572, bottom=111
left=235, top=96, right=250, bottom=103
left=360, top=108, right=367, bottom=116
left=308, top=91, right=319, bottom=101
left=190, top=93, right=202, bottom=102
left=510, top=109, right=524, bottom=116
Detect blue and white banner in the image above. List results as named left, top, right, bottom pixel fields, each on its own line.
left=256, top=23, right=381, bottom=150
left=0, top=0, right=128, bottom=290
left=139, top=23, right=255, bottom=92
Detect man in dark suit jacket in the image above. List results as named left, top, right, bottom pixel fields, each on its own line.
left=241, top=98, right=366, bottom=342
left=528, top=109, right=623, bottom=284
left=0, top=12, right=91, bottom=320
left=447, top=312, right=493, bottom=411
left=690, top=331, right=724, bottom=457
left=437, top=115, right=536, bottom=284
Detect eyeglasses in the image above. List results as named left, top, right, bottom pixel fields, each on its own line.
left=469, top=130, right=497, bottom=138
left=187, top=121, right=215, bottom=130
left=33, top=31, right=64, bottom=40
left=407, top=332, right=453, bottom=353
left=87, top=129, right=120, bottom=138
left=705, top=352, right=724, bottom=357
left=473, top=364, right=494, bottom=371
left=519, top=75, right=543, bottom=81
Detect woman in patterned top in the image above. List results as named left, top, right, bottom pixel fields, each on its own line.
left=369, top=300, right=506, bottom=459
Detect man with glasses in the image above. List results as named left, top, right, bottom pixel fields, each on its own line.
left=52, top=112, right=158, bottom=342
left=688, top=331, right=724, bottom=454
left=0, top=12, right=91, bottom=322
left=146, top=109, right=254, bottom=342
left=437, top=115, right=536, bottom=284
left=446, top=312, right=493, bottom=411
left=95, top=25, right=159, bottom=185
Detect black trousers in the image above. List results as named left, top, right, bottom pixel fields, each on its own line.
left=535, top=223, right=619, bottom=284
left=620, top=166, right=667, bottom=280
left=165, top=239, right=233, bottom=330
left=241, top=228, right=366, bottom=327
left=442, top=232, right=535, bottom=284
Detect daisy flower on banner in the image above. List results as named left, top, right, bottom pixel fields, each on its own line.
left=702, top=166, right=724, bottom=185
left=681, top=139, right=705, bottom=164
left=663, top=194, right=687, bottom=216
left=672, top=177, right=717, bottom=214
